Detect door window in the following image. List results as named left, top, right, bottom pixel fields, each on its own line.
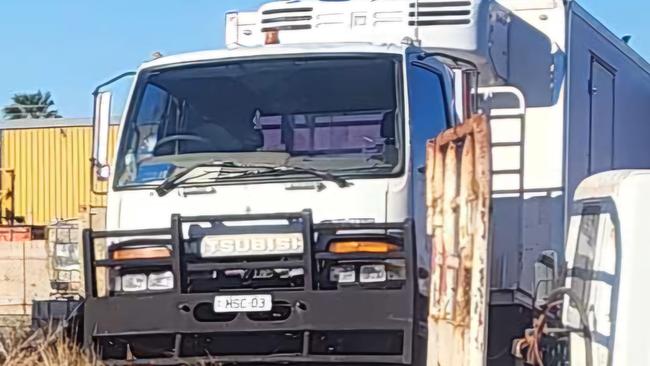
left=408, top=63, right=449, bottom=156
left=567, top=205, right=619, bottom=366
left=570, top=206, right=601, bottom=306
left=407, top=60, right=451, bottom=297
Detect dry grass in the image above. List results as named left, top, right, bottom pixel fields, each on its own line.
left=0, top=327, right=100, bottom=366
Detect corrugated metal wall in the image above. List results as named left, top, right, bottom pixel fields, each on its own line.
left=0, top=126, right=119, bottom=226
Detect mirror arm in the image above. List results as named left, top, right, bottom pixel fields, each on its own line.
left=92, top=71, right=136, bottom=97
left=90, top=159, right=108, bottom=196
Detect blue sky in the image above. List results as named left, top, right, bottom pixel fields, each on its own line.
left=0, top=0, right=647, bottom=118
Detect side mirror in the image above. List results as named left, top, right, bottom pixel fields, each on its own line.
left=90, top=71, right=136, bottom=184
left=534, top=250, right=559, bottom=306
left=92, top=91, right=112, bottom=180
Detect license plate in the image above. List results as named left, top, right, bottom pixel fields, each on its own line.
left=213, top=294, right=273, bottom=313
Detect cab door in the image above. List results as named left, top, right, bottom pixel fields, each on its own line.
left=565, top=203, right=619, bottom=366
left=409, top=47, right=491, bottom=365
left=406, top=49, right=454, bottom=302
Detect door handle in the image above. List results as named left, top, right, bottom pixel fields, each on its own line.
left=417, top=165, right=426, bottom=174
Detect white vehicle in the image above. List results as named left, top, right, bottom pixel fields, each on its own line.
left=563, top=170, right=650, bottom=366
left=77, top=0, right=650, bottom=365
left=514, top=170, right=650, bottom=366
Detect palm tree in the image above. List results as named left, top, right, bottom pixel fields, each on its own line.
left=3, top=91, right=62, bottom=120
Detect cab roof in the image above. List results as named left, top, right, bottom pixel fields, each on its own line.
left=573, top=170, right=650, bottom=201
left=139, top=43, right=407, bottom=71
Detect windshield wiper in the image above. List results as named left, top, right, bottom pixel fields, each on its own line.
left=243, top=166, right=351, bottom=189
left=155, top=160, right=250, bottom=197
left=155, top=161, right=350, bottom=197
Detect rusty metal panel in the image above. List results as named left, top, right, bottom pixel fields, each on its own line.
left=0, top=125, right=118, bottom=226
left=426, top=115, right=491, bottom=366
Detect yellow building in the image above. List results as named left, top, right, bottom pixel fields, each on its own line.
left=0, top=118, right=119, bottom=226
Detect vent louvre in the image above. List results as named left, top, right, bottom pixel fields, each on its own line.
left=261, top=24, right=312, bottom=32
left=260, top=7, right=314, bottom=32
left=262, top=7, right=313, bottom=15
left=409, top=1, right=471, bottom=7
left=409, top=0, right=473, bottom=26
left=261, top=15, right=313, bottom=24
left=408, top=19, right=471, bottom=26
left=408, top=10, right=471, bottom=17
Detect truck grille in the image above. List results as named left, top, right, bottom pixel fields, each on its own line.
left=408, top=1, right=473, bottom=26
left=185, top=256, right=305, bottom=293
left=260, top=6, right=313, bottom=32
left=183, top=220, right=308, bottom=293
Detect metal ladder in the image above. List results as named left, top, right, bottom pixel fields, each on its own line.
left=477, top=86, right=527, bottom=196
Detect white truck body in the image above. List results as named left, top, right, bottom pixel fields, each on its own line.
left=222, top=0, right=650, bottom=313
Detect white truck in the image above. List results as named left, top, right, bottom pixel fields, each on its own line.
left=562, top=170, right=650, bottom=366
left=513, top=170, right=650, bottom=366
left=72, top=0, right=650, bottom=365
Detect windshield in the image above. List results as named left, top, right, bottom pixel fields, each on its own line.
left=114, top=54, right=403, bottom=188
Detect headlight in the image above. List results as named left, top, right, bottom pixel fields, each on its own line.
left=329, top=265, right=356, bottom=283
left=148, top=271, right=174, bottom=290
left=359, top=264, right=387, bottom=283
left=121, top=274, right=147, bottom=292
left=113, top=271, right=174, bottom=293
left=386, top=259, right=407, bottom=280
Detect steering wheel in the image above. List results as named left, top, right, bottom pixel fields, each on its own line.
left=154, top=134, right=210, bottom=152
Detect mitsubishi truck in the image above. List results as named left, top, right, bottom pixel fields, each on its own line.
left=73, top=0, right=650, bottom=365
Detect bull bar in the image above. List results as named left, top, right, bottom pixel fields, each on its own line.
left=82, top=210, right=418, bottom=365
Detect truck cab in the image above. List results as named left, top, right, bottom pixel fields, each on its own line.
left=86, top=34, right=462, bottom=366
left=105, top=43, right=455, bottom=242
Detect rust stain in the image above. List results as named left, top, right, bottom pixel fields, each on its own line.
left=426, top=115, right=491, bottom=366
